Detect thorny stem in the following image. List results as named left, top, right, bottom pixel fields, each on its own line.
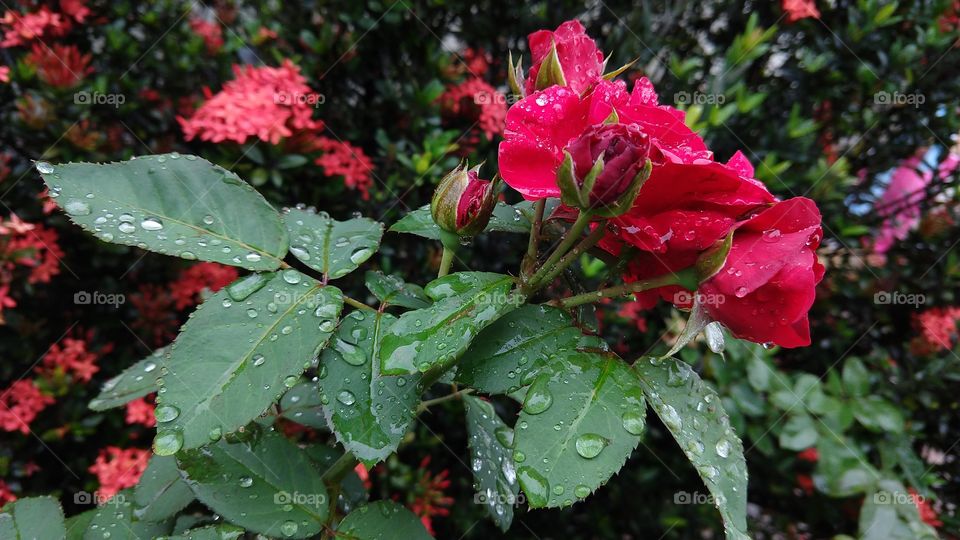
left=531, top=219, right=608, bottom=290
left=342, top=295, right=376, bottom=312
left=522, top=199, right=546, bottom=278
left=438, top=246, right=455, bottom=277
left=524, top=210, right=592, bottom=293
left=547, top=272, right=685, bottom=309
left=418, top=388, right=474, bottom=412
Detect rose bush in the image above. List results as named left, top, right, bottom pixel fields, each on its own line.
left=0, top=1, right=958, bottom=538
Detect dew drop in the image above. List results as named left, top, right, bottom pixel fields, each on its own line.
left=153, top=431, right=183, bottom=456
left=140, top=217, right=163, bottom=231
left=621, top=410, right=646, bottom=435
left=35, top=161, right=54, bottom=174
left=336, top=390, right=356, bottom=405
left=64, top=199, right=91, bottom=216
left=517, top=466, right=549, bottom=507
left=522, top=377, right=553, bottom=415
left=154, top=405, right=180, bottom=423
left=575, top=433, right=607, bottom=459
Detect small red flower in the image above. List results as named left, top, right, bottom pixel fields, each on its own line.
left=312, top=136, right=375, bottom=200
left=0, top=65, right=9, bottom=83
left=169, top=262, right=239, bottom=310
left=408, top=456, right=453, bottom=536
left=782, top=0, right=821, bottom=23
left=797, top=447, right=819, bottom=462
left=796, top=473, right=814, bottom=495
left=188, top=17, right=224, bottom=54
left=909, top=488, right=942, bottom=528
left=178, top=60, right=323, bottom=145
left=88, top=447, right=150, bottom=500
left=25, top=43, right=93, bottom=88
left=125, top=397, right=155, bottom=428
left=0, top=480, right=16, bottom=505
left=0, top=380, right=54, bottom=434
left=0, top=7, right=68, bottom=48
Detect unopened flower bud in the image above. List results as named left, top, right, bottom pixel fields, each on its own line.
left=431, top=162, right=500, bottom=239
left=558, top=123, right=652, bottom=217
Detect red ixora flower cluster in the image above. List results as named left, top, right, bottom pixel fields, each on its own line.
left=0, top=380, right=54, bottom=434
left=910, top=306, right=960, bottom=356
left=88, top=446, right=151, bottom=500
left=1, top=213, right=64, bottom=322
left=500, top=20, right=824, bottom=348
left=407, top=456, right=453, bottom=536
left=1, top=2, right=93, bottom=91
left=179, top=60, right=376, bottom=198
left=439, top=76, right=507, bottom=147
left=188, top=17, right=224, bottom=55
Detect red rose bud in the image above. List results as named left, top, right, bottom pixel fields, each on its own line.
left=558, top=123, right=652, bottom=217
left=431, top=162, right=500, bottom=238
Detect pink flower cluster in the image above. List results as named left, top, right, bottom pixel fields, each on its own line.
left=188, top=17, right=224, bottom=54
left=170, top=262, right=239, bottom=309
left=87, top=447, right=151, bottom=499
left=439, top=77, right=507, bottom=142
left=0, top=380, right=54, bottom=434
left=179, top=60, right=324, bottom=145
left=312, top=137, right=376, bottom=200
left=911, top=306, right=960, bottom=355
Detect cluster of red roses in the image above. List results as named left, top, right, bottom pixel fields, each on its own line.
left=496, top=21, right=824, bottom=348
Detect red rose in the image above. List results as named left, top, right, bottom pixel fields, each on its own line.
left=525, top=20, right=605, bottom=95
left=699, top=198, right=824, bottom=348
left=499, top=79, right=712, bottom=201
left=563, top=123, right=652, bottom=206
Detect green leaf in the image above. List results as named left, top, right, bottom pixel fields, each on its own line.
left=779, top=414, right=819, bottom=451
left=456, top=305, right=605, bottom=394
left=388, top=202, right=531, bottom=240
left=0, top=496, right=66, bottom=540
left=177, top=430, right=328, bottom=538
left=634, top=357, right=749, bottom=540
left=37, top=154, right=288, bottom=271
left=154, top=271, right=343, bottom=453
left=859, top=479, right=939, bottom=540
left=83, top=490, right=172, bottom=539
left=513, top=351, right=645, bottom=508
left=364, top=271, right=431, bottom=309
left=279, top=381, right=328, bottom=429
left=379, top=272, right=519, bottom=376
left=464, top=395, right=520, bottom=531
left=320, top=310, right=420, bottom=466
left=65, top=509, right=97, bottom=540
left=853, top=396, right=904, bottom=433
left=134, top=456, right=194, bottom=522
left=336, top=501, right=432, bottom=539
left=159, top=524, right=245, bottom=540
left=89, top=348, right=167, bottom=411
left=814, top=431, right=878, bottom=497
left=283, top=209, right=383, bottom=280
left=842, top=358, right=870, bottom=397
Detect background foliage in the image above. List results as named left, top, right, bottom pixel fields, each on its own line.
left=1, top=0, right=959, bottom=537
